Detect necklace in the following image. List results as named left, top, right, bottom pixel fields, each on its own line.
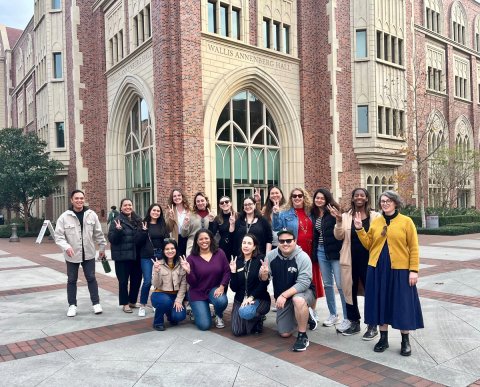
left=298, top=218, right=308, bottom=233
left=245, top=217, right=255, bottom=233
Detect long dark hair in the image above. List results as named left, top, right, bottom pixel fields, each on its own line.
left=119, top=198, right=142, bottom=226
left=143, top=203, right=168, bottom=235
left=239, top=196, right=262, bottom=220
left=191, top=228, right=219, bottom=255
left=350, top=188, right=372, bottom=214
left=162, top=238, right=180, bottom=266
left=311, top=188, right=340, bottom=218
left=241, top=233, right=259, bottom=259
left=262, top=185, right=286, bottom=221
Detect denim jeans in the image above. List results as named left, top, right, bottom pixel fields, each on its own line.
left=140, top=258, right=153, bottom=305
left=151, top=292, right=186, bottom=327
left=189, top=287, right=228, bottom=331
left=318, top=245, right=347, bottom=318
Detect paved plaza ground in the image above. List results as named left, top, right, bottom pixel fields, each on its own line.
left=0, top=234, right=480, bottom=386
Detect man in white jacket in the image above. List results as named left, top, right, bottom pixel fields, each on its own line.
left=54, top=190, right=106, bottom=317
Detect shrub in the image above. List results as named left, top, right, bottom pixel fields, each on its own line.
left=417, top=223, right=480, bottom=235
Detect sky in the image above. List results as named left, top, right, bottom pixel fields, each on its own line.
left=0, top=0, right=34, bottom=30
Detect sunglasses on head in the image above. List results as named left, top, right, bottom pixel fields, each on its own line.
left=291, top=194, right=304, bottom=199
left=219, top=199, right=230, bottom=205
left=278, top=238, right=294, bottom=244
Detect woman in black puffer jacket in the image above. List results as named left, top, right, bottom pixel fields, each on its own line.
left=108, top=198, right=143, bottom=313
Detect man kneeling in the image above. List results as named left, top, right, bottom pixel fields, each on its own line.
left=260, top=229, right=316, bottom=352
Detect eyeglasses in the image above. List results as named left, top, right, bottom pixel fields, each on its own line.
left=219, top=200, right=230, bottom=205
left=291, top=194, right=304, bottom=199
left=244, top=202, right=255, bottom=207
left=380, top=199, right=393, bottom=205
left=164, top=238, right=176, bottom=244
left=278, top=238, right=294, bottom=244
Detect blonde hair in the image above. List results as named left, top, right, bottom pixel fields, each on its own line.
left=283, top=187, right=312, bottom=213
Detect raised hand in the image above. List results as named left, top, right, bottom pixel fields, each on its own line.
left=183, top=211, right=190, bottom=226
left=151, top=257, right=161, bottom=272
left=272, top=200, right=280, bottom=214
left=142, top=221, right=148, bottom=230
left=167, top=205, right=175, bottom=221
left=229, top=256, right=237, bottom=273
left=253, top=187, right=261, bottom=204
left=229, top=211, right=236, bottom=225
left=259, top=257, right=269, bottom=279
left=327, top=204, right=342, bottom=222
left=207, top=209, right=215, bottom=222
left=114, top=219, right=122, bottom=230
left=179, top=255, right=190, bottom=274
left=353, top=211, right=363, bottom=230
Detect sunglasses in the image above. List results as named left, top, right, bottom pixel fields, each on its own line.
left=278, top=238, right=294, bottom=244
left=219, top=200, right=230, bottom=205
left=291, top=194, right=304, bottom=199
left=164, top=238, right=176, bottom=244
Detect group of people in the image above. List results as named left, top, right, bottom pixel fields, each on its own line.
left=54, top=186, right=423, bottom=355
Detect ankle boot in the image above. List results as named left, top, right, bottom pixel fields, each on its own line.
left=401, top=333, right=411, bottom=356
left=374, top=330, right=389, bottom=352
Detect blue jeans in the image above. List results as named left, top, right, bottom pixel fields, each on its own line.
left=151, top=292, right=186, bottom=327
left=140, top=258, right=153, bottom=305
left=318, top=245, right=347, bottom=318
left=189, top=287, right=228, bottom=331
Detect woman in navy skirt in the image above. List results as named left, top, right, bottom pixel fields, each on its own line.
left=354, top=190, right=423, bottom=356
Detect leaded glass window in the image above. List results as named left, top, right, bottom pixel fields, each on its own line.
left=125, top=98, right=153, bottom=216
left=215, top=91, right=280, bottom=206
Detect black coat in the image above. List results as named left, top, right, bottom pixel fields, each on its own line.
left=135, top=221, right=169, bottom=259
left=232, top=216, right=272, bottom=257
left=312, top=210, right=343, bottom=260
left=208, top=212, right=234, bottom=258
left=108, top=212, right=142, bottom=261
left=229, top=255, right=270, bottom=303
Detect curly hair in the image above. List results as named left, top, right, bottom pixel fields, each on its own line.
left=284, top=187, right=313, bottom=213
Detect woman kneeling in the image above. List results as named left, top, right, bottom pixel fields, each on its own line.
left=151, top=238, right=187, bottom=331
left=230, top=234, right=271, bottom=336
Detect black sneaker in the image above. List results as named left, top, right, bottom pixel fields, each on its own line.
left=342, top=321, right=361, bottom=336
left=308, top=315, right=318, bottom=331
left=292, top=334, right=309, bottom=352
left=362, top=325, right=378, bottom=341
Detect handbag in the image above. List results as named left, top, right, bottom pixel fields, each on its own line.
left=148, top=233, right=163, bottom=259
left=101, top=257, right=111, bottom=273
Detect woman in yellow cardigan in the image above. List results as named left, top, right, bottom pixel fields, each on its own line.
left=354, top=191, right=423, bottom=356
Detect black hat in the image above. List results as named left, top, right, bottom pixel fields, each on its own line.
left=277, top=228, right=295, bottom=238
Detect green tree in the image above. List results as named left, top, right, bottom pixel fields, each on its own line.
left=0, top=128, right=64, bottom=231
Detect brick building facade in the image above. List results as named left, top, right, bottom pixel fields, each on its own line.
left=1, top=0, right=480, bottom=222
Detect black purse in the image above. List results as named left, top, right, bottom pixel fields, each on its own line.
left=148, top=233, right=162, bottom=259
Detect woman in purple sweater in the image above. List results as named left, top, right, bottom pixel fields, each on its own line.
left=180, top=229, right=231, bottom=330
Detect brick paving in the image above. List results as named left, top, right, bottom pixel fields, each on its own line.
left=0, top=236, right=479, bottom=386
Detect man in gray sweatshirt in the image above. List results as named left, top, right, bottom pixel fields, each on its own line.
left=260, top=229, right=316, bottom=351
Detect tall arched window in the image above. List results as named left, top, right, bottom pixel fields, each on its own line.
left=215, top=91, right=280, bottom=210
left=125, top=97, right=153, bottom=216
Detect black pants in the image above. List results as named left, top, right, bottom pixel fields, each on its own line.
left=231, top=298, right=271, bottom=337
left=346, top=252, right=369, bottom=322
left=115, top=259, right=142, bottom=305
left=66, top=259, right=99, bottom=306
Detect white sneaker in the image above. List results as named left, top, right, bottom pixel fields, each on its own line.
left=322, top=314, right=339, bottom=327
left=67, top=305, right=77, bottom=317
left=336, top=319, right=351, bottom=333
left=215, top=316, right=225, bottom=328
left=138, top=307, right=146, bottom=317
left=93, top=304, right=103, bottom=314
left=309, top=307, right=319, bottom=322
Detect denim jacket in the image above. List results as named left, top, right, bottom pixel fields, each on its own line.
left=272, top=208, right=299, bottom=238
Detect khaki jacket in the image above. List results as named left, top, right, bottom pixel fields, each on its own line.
left=167, top=211, right=210, bottom=256
left=334, top=210, right=380, bottom=305
left=54, top=209, right=106, bottom=263
left=152, top=260, right=187, bottom=304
